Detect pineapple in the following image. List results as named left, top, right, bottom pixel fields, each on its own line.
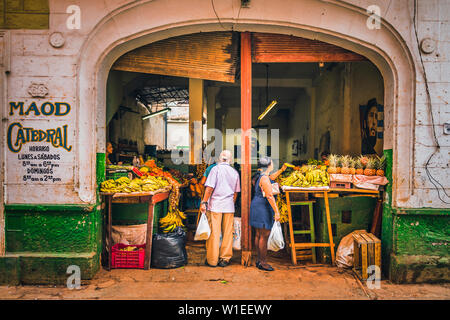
left=349, top=157, right=356, bottom=175
left=327, top=154, right=338, bottom=174
left=355, top=159, right=364, bottom=175
left=364, top=157, right=377, bottom=176
left=336, top=155, right=342, bottom=174
left=340, top=155, right=351, bottom=175
left=359, top=155, right=369, bottom=167
left=376, top=155, right=386, bottom=176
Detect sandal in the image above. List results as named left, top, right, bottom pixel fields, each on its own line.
left=257, top=262, right=274, bottom=271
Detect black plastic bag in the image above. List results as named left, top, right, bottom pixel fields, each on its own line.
left=151, top=227, right=188, bottom=269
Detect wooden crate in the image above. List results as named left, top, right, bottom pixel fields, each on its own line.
left=353, top=232, right=381, bottom=280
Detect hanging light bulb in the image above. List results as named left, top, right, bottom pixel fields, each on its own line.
left=257, top=100, right=278, bottom=120
left=257, top=64, right=278, bottom=120
left=142, top=107, right=171, bottom=120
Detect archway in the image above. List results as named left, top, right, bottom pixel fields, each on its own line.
left=75, top=0, right=416, bottom=270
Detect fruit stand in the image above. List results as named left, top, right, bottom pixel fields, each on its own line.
left=101, top=189, right=170, bottom=270
left=277, top=157, right=387, bottom=266
left=99, top=159, right=189, bottom=270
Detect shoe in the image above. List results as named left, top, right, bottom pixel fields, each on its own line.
left=218, top=259, right=230, bottom=267
left=257, top=262, right=274, bottom=271
left=205, top=260, right=217, bottom=268
left=255, top=261, right=261, bottom=268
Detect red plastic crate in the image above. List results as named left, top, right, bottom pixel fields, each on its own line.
left=111, top=243, right=146, bottom=269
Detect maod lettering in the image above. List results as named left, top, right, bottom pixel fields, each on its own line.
left=7, top=101, right=73, bottom=153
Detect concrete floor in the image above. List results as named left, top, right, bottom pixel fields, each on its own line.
left=1, top=243, right=449, bottom=300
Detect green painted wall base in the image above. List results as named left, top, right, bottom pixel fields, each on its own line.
left=389, top=253, right=450, bottom=284
left=0, top=252, right=99, bottom=285
left=388, top=209, right=450, bottom=283
left=2, top=204, right=103, bottom=285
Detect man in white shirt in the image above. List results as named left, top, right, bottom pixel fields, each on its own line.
left=200, top=150, right=240, bottom=267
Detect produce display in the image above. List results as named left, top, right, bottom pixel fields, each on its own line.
left=107, top=165, right=134, bottom=170
left=188, top=178, right=204, bottom=198
left=278, top=163, right=330, bottom=188
left=100, top=176, right=170, bottom=193
left=159, top=185, right=186, bottom=233
left=195, top=160, right=207, bottom=180
left=276, top=194, right=289, bottom=223
left=326, top=154, right=386, bottom=177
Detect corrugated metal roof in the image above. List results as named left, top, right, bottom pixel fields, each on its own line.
left=112, top=32, right=239, bottom=83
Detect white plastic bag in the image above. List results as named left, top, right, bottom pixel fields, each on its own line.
left=194, top=213, right=211, bottom=240
left=268, top=221, right=284, bottom=251
left=233, top=217, right=241, bottom=250
left=335, top=229, right=366, bottom=268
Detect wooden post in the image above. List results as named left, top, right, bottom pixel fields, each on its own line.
left=342, top=63, right=352, bottom=154
left=189, top=78, right=204, bottom=164
left=240, top=32, right=252, bottom=266
left=144, top=198, right=154, bottom=270
left=309, top=87, right=316, bottom=159
left=323, top=191, right=335, bottom=264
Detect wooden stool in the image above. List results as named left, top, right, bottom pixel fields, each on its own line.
left=286, top=199, right=317, bottom=264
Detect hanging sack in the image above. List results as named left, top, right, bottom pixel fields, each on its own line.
left=111, top=224, right=147, bottom=246
left=268, top=221, right=285, bottom=251
left=335, top=229, right=366, bottom=268
left=151, top=227, right=188, bottom=269
left=194, top=212, right=211, bottom=240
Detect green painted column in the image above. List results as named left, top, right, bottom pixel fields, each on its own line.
left=381, top=149, right=393, bottom=276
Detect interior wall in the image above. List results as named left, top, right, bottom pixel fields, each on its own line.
left=350, top=62, right=384, bottom=156
left=108, top=95, right=147, bottom=155
left=314, top=63, right=345, bottom=156
left=312, top=61, right=384, bottom=157
left=286, top=89, right=311, bottom=163
left=106, top=71, right=149, bottom=155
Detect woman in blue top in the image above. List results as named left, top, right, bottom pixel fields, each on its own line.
left=250, top=157, right=286, bottom=271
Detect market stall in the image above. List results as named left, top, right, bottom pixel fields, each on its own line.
left=99, top=159, right=191, bottom=270
left=276, top=156, right=388, bottom=265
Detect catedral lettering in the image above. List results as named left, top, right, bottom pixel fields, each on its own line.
left=7, top=122, right=72, bottom=153
left=7, top=101, right=72, bottom=153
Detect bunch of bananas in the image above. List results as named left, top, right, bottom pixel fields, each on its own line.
left=278, top=165, right=329, bottom=188
left=141, top=176, right=170, bottom=191
left=119, top=246, right=143, bottom=251
left=276, top=194, right=289, bottom=223
left=100, top=176, right=170, bottom=193
left=100, top=177, right=132, bottom=193
left=157, top=182, right=187, bottom=233
left=159, top=207, right=186, bottom=233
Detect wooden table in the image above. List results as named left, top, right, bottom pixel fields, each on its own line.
left=283, top=187, right=380, bottom=265
left=101, top=188, right=170, bottom=271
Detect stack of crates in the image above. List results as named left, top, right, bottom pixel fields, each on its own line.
left=313, top=196, right=377, bottom=264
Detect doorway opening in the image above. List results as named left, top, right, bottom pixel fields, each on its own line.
left=101, top=31, right=385, bottom=271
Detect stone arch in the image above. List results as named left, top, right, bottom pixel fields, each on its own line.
left=76, top=0, right=415, bottom=208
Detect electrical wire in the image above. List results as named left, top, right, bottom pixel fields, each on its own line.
left=413, top=0, right=450, bottom=204
left=233, top=0, right=242, bottom=31
left=211, top=0, right=227, bottom=30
